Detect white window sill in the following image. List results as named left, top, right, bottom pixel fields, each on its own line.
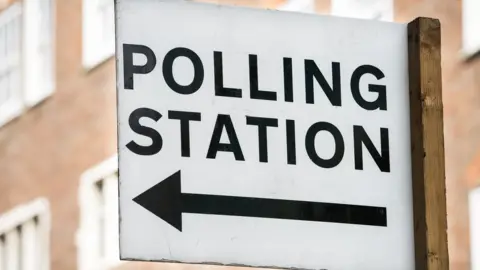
left=0, top=91, right=54, bottom=129
left=82, top=52, right=115, bottom=71
left=24, top=81, right=55, bottom=108
left=0, top=198, right=50, bottom=234
left=0, top=100, right=23, bottom=128
left=459, top=48, right=480, bottom=62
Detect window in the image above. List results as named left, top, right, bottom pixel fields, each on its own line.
left=277, top=0, right=315, bottom=13
left=0, top=0, right=55, bottom=127
left=470, top=187, right=480, bottom=270
left=0, top=198, right=50, bottom=270
left=331, top=0, right=393, bottom=21
left=462, top=0, right=480, bottom=58
left=0, top=3, right=22, bottom=126
left=23, top=0, right=55, bottom=106
left=82, top=0, right=115, bottom=69
left=77, top=155, right=122, bottom=270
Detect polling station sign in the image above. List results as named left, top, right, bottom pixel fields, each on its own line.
left=114, top=1, right=446, bottom=269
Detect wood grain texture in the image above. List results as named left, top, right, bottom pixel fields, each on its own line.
left=408, top=17, right=449, bottom=270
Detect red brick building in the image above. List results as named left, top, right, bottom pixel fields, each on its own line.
left=0, top=0, right=478, bottom=269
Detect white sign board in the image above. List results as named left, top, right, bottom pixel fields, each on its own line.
left=115, top=1, right=415, bottom=269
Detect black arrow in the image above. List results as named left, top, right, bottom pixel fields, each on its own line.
left=133, top=171, right=387, bottom=231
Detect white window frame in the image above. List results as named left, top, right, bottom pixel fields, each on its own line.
left=0, top=0, right=55, bottom=127
left=22, top=0, right=56, bottom=107
left=470, top=187, right=480, bottom=270
left=0, top=2, right=23, bottom=127
left=277, top=0, right=315, bottom=13
left=462, top=0, right=480, bottom=58
left=331, top=0, right=394, bottom=22
left=82, top=0, right=115, bottom=69
left=77, top=154, right=124, bottom=270
left=0, top=198, right=51, bottom=270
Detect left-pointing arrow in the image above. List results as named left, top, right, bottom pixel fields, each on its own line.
left=133, top=171, right=388, bottom=232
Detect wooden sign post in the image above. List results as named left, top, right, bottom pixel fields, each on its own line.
left=408, top=17, right=450, bottom=270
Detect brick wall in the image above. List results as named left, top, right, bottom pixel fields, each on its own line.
left=0, top=0, right=117, bottom=269
left=0, top=0, right=478, bottom=269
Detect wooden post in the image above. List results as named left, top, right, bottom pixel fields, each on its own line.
left=408, top=17, right=449, bottom=270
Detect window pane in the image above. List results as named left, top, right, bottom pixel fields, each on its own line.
left=21, top=219, right=37, bottom=270
left=98, top=0, right=114, bottom=45
left=95, top=180, right=106, bottom=259
left=104, top=175, right=119, bottom=262
left=0, top=234, right=5, bottom=270
left=0, top=5, right=21, bottom=109
left=40, top=0, right=52, bottom=38
left=0, top=74, right=8, bottom=104
left=39, top=0, right=53, bottom=91
left=16, top=227, right=21, bottom=270
left=0, top=27, right=4, bottom=61
left=5, top=228, right=20, bottom=270
left=10, top=69, right=19, bottom=99
left=22, top=0, right=54, bottom=106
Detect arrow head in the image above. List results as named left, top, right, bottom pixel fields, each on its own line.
left=133, top=170, right=182, bottom=231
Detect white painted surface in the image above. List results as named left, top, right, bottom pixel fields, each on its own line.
left=470, top=187, right=480, bottom=270
left=77, top=155, right=124, bottom=270
left=0, top=3, right=23, bottom=127
left=23, top=0, right=55, bottom=107
left=462, top=0, right=480, bottom=57
left=0, top=0, right=55, bottom=127
left=0, top=198, right=50, bottom=270
left=82, top=0, right=115, bottom=69
left=115, top=1, right=414, bottom=269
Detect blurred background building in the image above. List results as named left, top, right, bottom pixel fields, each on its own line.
left=0, top=0, right=479, bottom=269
